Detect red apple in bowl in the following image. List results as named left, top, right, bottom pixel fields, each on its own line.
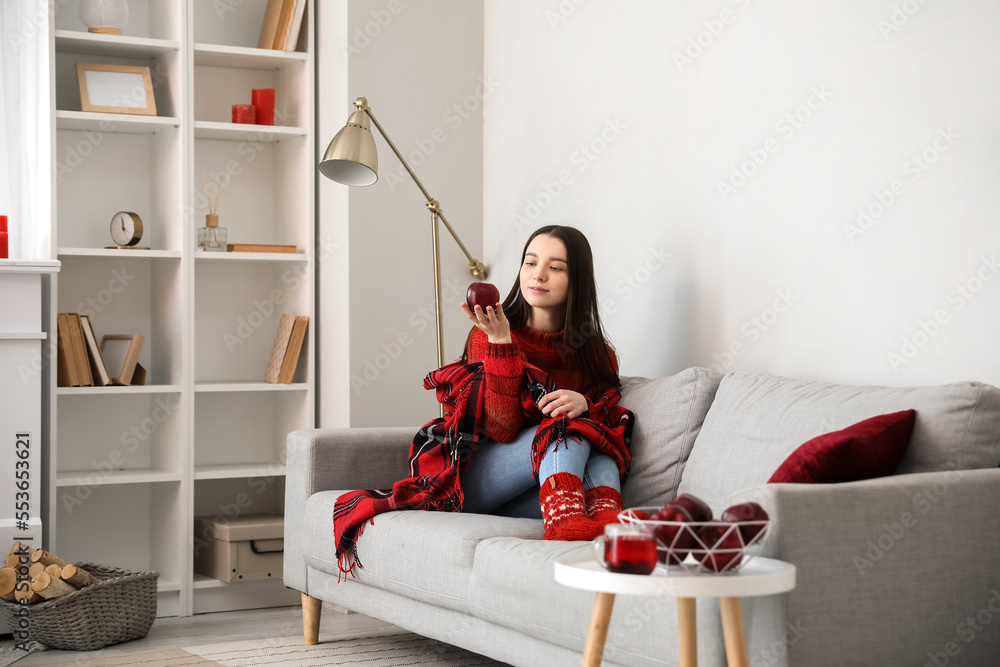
left=466, top=282, right=501, bottom=312
left=650, top=505, right=695, bottom=564
left=720, top=502, right=769, bottom=544
left=669, top=493, right=713, bottom=522
left=696, top=524, right=743, bottom=572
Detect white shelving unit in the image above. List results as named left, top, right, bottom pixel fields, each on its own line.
left=45, top=0, right=314, bottom=617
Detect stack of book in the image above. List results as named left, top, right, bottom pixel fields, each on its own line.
left=56, top=314, right=144, bottom=387
left=264, top=314, right=309, bottom=384
left=258, top=0, right=308, bottom=51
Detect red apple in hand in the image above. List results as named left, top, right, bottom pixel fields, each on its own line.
left=650, top=505, right=695, bottom=564
left=466, top=282, right=501, bottom=312
left=720, top=502, right=769, bottom=544
left=669, top=493, right=713, bottom=522
left=696, top=524, right=743, bottom=572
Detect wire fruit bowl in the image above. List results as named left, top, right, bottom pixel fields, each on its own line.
left=619, top=506, right=769, bottom=574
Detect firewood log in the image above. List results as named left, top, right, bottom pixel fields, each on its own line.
left=28, top=562, right=45, bottom=578
left=30, top=571, right=76, bottom=600
left=61, top=563, right=99, bottom=588
left=4, top=555, right=21, bottom=568
left=29, top=549, right=69, bottom=569
left=0, top=566, right=16, bottom=601
left=8, top=542, right=33, bottom=557
left=14, top=586, right=40, bottom=605
left=45, top=564, right=63, bottom=578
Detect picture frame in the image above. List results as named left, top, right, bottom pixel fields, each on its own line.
left=100, top=334, right=145, bottom=385
left=76, top=63, right=157, bottom=116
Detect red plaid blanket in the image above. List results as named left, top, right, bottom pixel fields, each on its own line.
left=332, top=361, right=634, bottom=577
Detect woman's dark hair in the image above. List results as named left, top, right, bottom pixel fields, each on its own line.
left=463, top=225, right=619, bottom=394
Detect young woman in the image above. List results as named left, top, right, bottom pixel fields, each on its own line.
left=458, top=225, right=631, bottom=541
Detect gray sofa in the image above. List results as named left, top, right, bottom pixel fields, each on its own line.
left=284, top=367, right=1000, bottom=666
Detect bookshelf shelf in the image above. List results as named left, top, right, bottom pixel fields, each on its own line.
left=195, top=382, right=308, bottom=392
left=55, top=29, right=180, bottom=58
left=193, top=463, right=286, bottom=481
left=55, top=110, right=180, bottom=134
left=193, top=120, right=306, bottom=142
left=45, top=0, right=315, bottom=619
left=193, top=43, right=307, bottom=69
left=56, top=468, right=182, bottom=487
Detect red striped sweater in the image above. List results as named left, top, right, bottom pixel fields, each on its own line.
left=465, top=326, right=617, bottom=443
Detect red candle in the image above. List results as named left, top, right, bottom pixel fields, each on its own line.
left=0, top=215, right=7, bottom=258
left=232, top=104, right=256, bottom=124
left=251, top=88, right=275, bottom=125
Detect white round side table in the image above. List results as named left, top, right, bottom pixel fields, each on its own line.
left=555, top=549, right=796, bottom=667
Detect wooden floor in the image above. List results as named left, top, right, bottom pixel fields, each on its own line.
left=14, top=604, right=397, bottom=665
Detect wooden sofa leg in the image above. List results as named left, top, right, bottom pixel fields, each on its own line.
left=302, top=592, right=322, bottom=645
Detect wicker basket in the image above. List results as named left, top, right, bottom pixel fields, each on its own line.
left=0, top=563, right=158, bottom=651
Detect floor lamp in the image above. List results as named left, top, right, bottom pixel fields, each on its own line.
left=319, top=97, right=487, bottom=373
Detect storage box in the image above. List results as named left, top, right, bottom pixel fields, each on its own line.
left=194, top=514, right=284, bottom=582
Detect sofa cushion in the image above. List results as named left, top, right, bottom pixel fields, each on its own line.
left=303, top=490, right=543, bottom=614
left=767, top=409, right=916, bottom=484
left=618, top=367, right=724, bottom=510
left=678, top=372, right=1000, bottom=512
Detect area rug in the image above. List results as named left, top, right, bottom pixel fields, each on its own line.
left=2, top=627, right=509, bottom=666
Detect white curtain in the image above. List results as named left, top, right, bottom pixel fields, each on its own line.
left=0, top=0, right=51, bottom=260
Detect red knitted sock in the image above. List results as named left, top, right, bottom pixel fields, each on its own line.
left=586, top=487, right=649, bottom=526
left=539, top=472, right=603, bottom=541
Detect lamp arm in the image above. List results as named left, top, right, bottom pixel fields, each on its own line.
left=361, top=102, right=486, bottom=278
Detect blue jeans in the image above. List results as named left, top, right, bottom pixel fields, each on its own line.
left=461, top=425, right=620, bottom=519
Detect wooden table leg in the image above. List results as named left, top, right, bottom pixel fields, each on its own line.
left=302, top=592, right=322, bottom=646
left=719, top=596, right=749, bottom=667
left=582, top=591, right=616, bottom=667
left=676, top=597, right=697, bottom=667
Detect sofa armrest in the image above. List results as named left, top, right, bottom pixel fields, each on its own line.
left=283, top=427, right=415, bottom=592
left=735, top=468, right=1000, bottom=667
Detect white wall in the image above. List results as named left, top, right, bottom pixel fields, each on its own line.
left=483, top=0, right=1000, bottom=388
left=318, top=0, right=484, bottom=426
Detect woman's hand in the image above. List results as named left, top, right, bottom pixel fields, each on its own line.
left=538, top=389, right=588, bottom=420
left=460, top=301, right=511, bottom=345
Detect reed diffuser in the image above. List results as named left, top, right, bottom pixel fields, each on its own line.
left=199, top=172, right=229, bottom=251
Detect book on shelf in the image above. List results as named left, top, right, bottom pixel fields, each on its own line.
left=226, top=243, right=297, bottom=253
left=284, top=0, right=308, bottom=51
left=259, top=0, right=306, bottom=51
left=264, top=314, right=308, bottom=384
left=79, top=315, right=111, bottom=387
left=257, top=0, right=284, bottom=49
left=56, top=313, right=79, bottom=387
left=68, top=314, right=94, bottom=386
left=279, top=315, right=308, bottom=383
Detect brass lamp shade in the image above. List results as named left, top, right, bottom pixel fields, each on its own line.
left=319, top=109, right=378, bottom=186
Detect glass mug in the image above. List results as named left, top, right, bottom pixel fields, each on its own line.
left=592, top=523, right=658, bottom=575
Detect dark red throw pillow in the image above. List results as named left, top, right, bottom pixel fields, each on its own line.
left=767, top=410, right=917, bottom=484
